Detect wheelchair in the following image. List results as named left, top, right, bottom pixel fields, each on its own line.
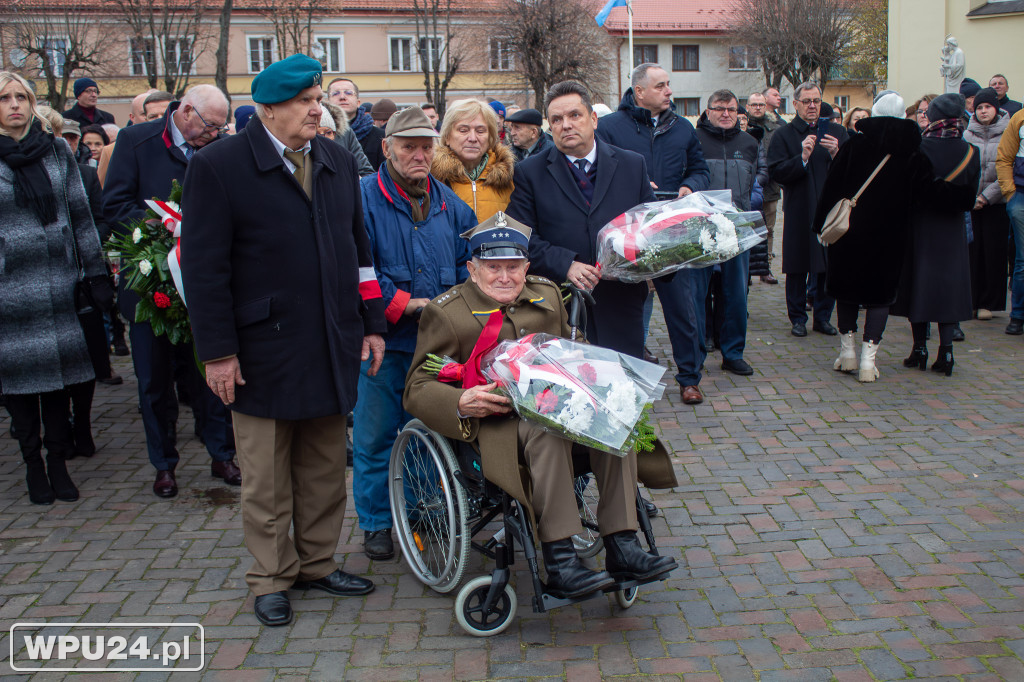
left=387, top=418, right=671, bottom=637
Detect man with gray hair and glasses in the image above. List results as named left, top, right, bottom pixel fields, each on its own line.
left=767, top=81, right=848, bottom=338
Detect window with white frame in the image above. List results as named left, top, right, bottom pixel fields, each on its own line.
left=248, top=36, right=274, bottom=74
left=834, top=95, right=849, bottom=112
left=389, top=36, right=414, bottom=72
left=489, top=38, right=513, bottom=71
left=418, top=36, right=443, bottom=69
left=316, top=36, right=343, bottom=73
left=130, top=37, right=155, bottom=76
left=164, top=37, right=194, bottom=76
left=37, top=38, right=67, bottom=76
left=728, top=45, right=758, bottom=70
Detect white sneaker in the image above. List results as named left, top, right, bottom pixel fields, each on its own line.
left=833, top=332, right=857, bottom=372
left=977, top=309, right=993, bottom=320
left=859, top=341, right=880, bottom=382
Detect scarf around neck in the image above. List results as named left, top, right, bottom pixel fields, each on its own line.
left=0, top=119, right=58, bottom=224
left=465, top=154, right=489, bottom=181
left=386, top=159, right=430, bottom=222
left=923, top=118, right=965, bottom=139
left=350, top=111, right=375, bottom=141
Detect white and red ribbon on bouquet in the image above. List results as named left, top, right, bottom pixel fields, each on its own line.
left=144, top=199, right=187, bottom=305
left=611, top=208, right=709, bottom=263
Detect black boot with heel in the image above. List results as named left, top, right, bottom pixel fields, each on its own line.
left=541, top=538, right=615, bottom=598
left=903, top=345, right=928, bottom=370
left=24, top=454, right=55, bottom=505
left=46, top=454, right=79, bottom=502
left=931, top=345, right=954, bottom=377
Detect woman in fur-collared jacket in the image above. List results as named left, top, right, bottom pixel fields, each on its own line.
left=431, top=98, right=515, bottom=221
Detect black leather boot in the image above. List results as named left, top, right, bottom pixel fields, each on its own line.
left=902, top=345, right=927, bottom=370
left=24, top=454, right=54, bottom=505
left=603, top=531, right=677, bottom=581
left=541, top=538, right=615, bottom=598
left=931, top=345, right=954, bottom=377
left=46, top=454, right=79, bottom=502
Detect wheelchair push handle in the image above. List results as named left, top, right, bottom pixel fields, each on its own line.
left=564, top=282, right=595, bottom=341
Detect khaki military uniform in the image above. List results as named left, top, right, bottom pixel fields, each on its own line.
left=404, top=276, right=677, bottom=541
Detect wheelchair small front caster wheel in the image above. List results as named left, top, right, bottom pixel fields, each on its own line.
left=455, top=575, right=517, bottom=636
left=615, top=585, right=638, bottom=609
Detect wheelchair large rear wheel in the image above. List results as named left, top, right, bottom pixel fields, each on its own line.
left=389, top=419, right=470, bottom=594
left=572, top=474, right=603, bottom=558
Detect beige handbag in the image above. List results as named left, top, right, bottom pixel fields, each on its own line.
left=819, top=154, right=891, bottom=246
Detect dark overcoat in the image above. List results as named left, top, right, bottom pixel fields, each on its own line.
left=179, top=122, right=386, bottom=420
left=504, top=140, right=655, bottom=358
left=767, top=117, right=848, bottom=274
left=891, top=135, right=982, bottom=322
left=102, top=102, right=225, bottom=321
left=404, top=276, right=677, bottom=517
left=813, top=117, right=978, bottom=306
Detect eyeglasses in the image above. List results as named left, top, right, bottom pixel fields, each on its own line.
left=193, top=108, right=229, bottom=134
left=747, top=103, right=766, bottom=108
left=329, top=89, right=356, bottom=98
left=797, top=98, right=822, bottom=106
left=708, top=107, right=738, bottom=114
left=82, top=87, right=99, bottom=96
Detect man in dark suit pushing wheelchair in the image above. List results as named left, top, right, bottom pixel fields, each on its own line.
left=404, top=213, right=677, bottom=600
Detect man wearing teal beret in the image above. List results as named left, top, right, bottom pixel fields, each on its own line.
left=180, top=54, right=387, bottom=627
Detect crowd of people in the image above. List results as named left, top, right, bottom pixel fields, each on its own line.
left=1, top=58, right=1023, bottom=625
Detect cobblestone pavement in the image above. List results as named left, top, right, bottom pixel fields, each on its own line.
left=2, top=278, right=1024, bottom=681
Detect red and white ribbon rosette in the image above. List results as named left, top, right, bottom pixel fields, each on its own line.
left=144, top=199, right=187, bottom=305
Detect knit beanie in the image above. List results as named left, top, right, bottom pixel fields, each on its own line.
left=972, top=87, right=1000, bottom=111
left=871, top=91, right=905, bottom=118
left=926, top=93, right=965, bottom=122
left=74, top=77, right=98, bottom=98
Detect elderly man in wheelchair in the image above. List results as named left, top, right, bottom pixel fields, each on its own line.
left=403, top=213, right=678, bottom=604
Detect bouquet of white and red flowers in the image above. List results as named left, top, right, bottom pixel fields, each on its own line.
left=596, top=190, right=767, bottom=283
left=477, top=334, right=667, bottom=456
left=106, top=181, right=190, bottom=344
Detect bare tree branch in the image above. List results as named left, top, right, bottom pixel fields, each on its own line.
left=256, top=0, right=323, bottom=60
left=412, top=0, right=463, bottom=118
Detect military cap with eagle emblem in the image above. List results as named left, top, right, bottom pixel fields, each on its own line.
left=459, top=211, right=532, bottom=260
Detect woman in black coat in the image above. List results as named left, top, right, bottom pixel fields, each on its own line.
left=815, top=91, right=979, bottom=382
left=890, top=93, right=981, bottom=376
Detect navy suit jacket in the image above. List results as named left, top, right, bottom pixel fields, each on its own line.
left=505, top=139, right=655, bottom=356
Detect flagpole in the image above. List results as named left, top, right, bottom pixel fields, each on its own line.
left=627, top=0, right=634, bottom=74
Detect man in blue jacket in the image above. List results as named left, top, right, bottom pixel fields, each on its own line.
left=357, top=106, right=475, bottom=561
left=596, top=63, right=712, bottom=404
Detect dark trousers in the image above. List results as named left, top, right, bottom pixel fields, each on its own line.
left=786, top=272, right=834, bottom=325
left=654, top=270, right=704, bottom=386
left=969, top=205, right=1010, bottom=311
left=129, top=320, right=235, bottom=472
left=698, top=252, right=750, bottom=363
left=4, top=389, right=76, bottom=460
left=836, top=303, right=889, bottom=343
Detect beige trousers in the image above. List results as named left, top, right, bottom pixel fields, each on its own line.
left=233, top=411, right=348, bottom=595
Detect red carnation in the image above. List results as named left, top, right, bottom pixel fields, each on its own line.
left=535, top=388, right=558, bottom=414
left=579, top=363, right=597, bottom=384
left=153, top=292, right=172, bottom=309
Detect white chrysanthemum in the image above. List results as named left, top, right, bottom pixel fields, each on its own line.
left=708, top=214, right=740, bottom=257
left=698, top=227, right=716, bottom=252
left=606, top=381, right=639, bottom=424
left=558, top=391, right=594, bottom=432
left=138, top=259, right=153, bottom=276
left=132, top=228, right=143, bottom=244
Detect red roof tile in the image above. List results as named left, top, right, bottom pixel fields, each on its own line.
left=602, top=0, right=733, bottom=34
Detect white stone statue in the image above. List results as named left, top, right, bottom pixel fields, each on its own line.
left=940, top=35, right=965, bottom=94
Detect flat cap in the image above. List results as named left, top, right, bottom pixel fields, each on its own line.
left=460, top=211, right=532, bottom=260
left=251, top=54, right=323, bottom=104
left=61, top=119, right=82, bottom=138
left=506, top=108, right=542, bottom=126
left=384, top=106, right=439, bottom=138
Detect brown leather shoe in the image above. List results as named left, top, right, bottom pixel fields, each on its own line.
left=153, top=470, right=177, bottom=498
left=681, top=385, right=704, bottom=405
left=211, top=460, right=242, bottom=486
left=760, top=273, right=778, bottom=285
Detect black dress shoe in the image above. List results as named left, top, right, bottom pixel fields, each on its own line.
left=211, top=459, right=242, bottom=485
left=541, top=538, right=615, bottom=598
left=1007, top=318, right=1024, bottom=335
left=812, top=321, right=838, bottom=336
left=642, top=346, right=659, bottom=364
left=791, top=322, right=807, bottom=337
left=951, top=324, right=965, bottom=342
left=603, top=531, right=677, bottom=581
left=721, top=358, right=754, bottom=376
left=254, top=591, right=292, bottom=627
left=153, top=470, right=177, bottom=498
left=293, top=569, right=375, bottom=596
left=364, top=529, right=395, bottom=560
left=640, top=496, right=659, bottom=518
left=98, top=373, right=123, bottom=386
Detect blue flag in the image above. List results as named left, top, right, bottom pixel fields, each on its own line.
left=595, top=0, right=628, bottom=27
